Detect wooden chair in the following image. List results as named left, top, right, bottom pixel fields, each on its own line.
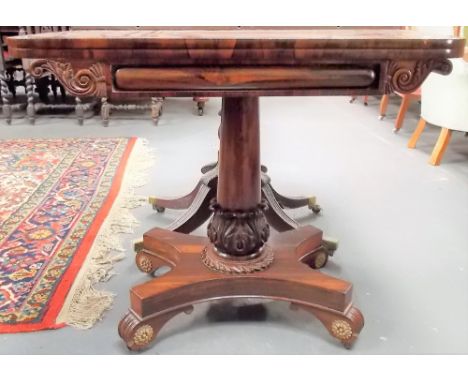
left=1, top=26, right=25, bottom=123
left=378, top=88, right=421, bottom=132
left=408, top=58, right=468, bottom=165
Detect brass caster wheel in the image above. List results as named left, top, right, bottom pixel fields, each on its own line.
left=322, top=236, right=339, bottom=257
left=349, top=97, right=356, bottom=104
left=363, top=102, right=368, bottom=106
left=308, top=249, right=328, bottom=269
left=309, top=204, right=322, bottom=214
left=307, top=197, right=321, bottom=214
left=148, top=196, right=165, bottom=212
left=154, top=205, right=165, bottom=213
left=135, top=252, right=159, bottom=274
left=378, top=115, right=385, bottom=120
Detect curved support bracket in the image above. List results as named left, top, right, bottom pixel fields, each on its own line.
left=29, top=59, right=107, bottom=98
left=385, top=59, right=452, bottom=94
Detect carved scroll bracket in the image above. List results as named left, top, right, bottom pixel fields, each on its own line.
left=385, top=59, right=452, bottom=94
left=29, top=59, right=107, bottom=97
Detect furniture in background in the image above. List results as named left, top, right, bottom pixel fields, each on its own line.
left=408, top=58, right=468, bottom=165
left=378, top=26, right=462, bottom=132
left=71, top=26, right=208, bottom=125
left=349, top=95, right=369, bottom=105
left=378, top=88, right=421, bottom=132
left=1, top=26, right=25, bottom=124
left=22, top=26, right=98, bottom=125
left=8, top=28, right=463, bottom=351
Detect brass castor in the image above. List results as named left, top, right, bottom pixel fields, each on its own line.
left=154, top=205, right=165, bottom=213
left=378, top=115, right=385, bottom=120
left=148, top=196, right=165, bottom=213
left=307, top=197, right=322, bottom=214
left=323, top=236, right=339, bottom=257
left=309, top=249, right=329, bottom=269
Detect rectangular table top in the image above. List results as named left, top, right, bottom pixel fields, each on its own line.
left=8, top=29, right=465, bottom=61
left=6, top=29, right=465, bottom=98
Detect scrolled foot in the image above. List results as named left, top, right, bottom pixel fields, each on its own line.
left=118, top=311, right=156, bottom=351
left=293, top=304, right=364, bottom=349
left=329, top=307, right=364, bottom=349
left=135, top=251, right=171, bottom=274
left=119, top=307, right=192, bottom=351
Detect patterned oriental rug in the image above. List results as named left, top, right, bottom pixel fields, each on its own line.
left=0, top=137, right=152, bottom=333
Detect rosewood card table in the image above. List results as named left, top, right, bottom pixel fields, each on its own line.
left=8, top=29, right=464, bottom=350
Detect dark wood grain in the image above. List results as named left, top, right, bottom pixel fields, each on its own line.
left=115, top=66, right=377, bottom=91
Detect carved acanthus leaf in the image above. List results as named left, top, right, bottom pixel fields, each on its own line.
left=29, top=59, right=107, bottom=97
left=207, top=200, right=270, bottom=257
left=385, top=59, right=452, bottom=94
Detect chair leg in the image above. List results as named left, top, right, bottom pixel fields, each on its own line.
left=25, top=73, right=35, bottom=125
left=429, top=128, right=452, bottom=166
left=363, top=95, right=368, bottom=106
left=101, top=97, right=110, bottom=127
left=76, top=97, right=84, bottom=125
left=0, top=70, right=12, bottom=124
left=408, top=118, right=427, bottom=148
left=378, top=94, right=389, bottom=120
left=394, top=95, right=411, bottom=132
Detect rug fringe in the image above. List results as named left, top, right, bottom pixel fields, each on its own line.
left=57, top=138, right=155, bottom=329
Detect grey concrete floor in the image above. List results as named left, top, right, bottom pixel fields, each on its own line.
left=0, top=95, right=467, bottom=354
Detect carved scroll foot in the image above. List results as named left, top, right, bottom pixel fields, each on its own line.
left=292, top=304, right=364, bottom=349
left=135, top=250, right=174, bottom=274
left=118, top=307, right=192, bottom=351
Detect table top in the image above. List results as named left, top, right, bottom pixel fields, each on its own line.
left=6, top=29, right=465, bottom=98
left=7, top=29, right=465, bottom=63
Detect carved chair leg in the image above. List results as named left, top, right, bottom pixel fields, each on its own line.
left=194, top=96, right=208, bottom=116
left=408, top=117, right=427, bottom=148
left=151, top=97, right=163, bottom=125
left=75, top=97, right=84, bottom=125
left=1, top=71, right=12, bottom=124
left=101, top=97, right=110, bottom=127
left=378, top=94, right=389, bottom=120
left=25, top=73, right=35, bottom=125
left=429, top=127, right=452, bottom=166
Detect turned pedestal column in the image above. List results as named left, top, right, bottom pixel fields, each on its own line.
left=118, top=96, right=363, bottom=350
